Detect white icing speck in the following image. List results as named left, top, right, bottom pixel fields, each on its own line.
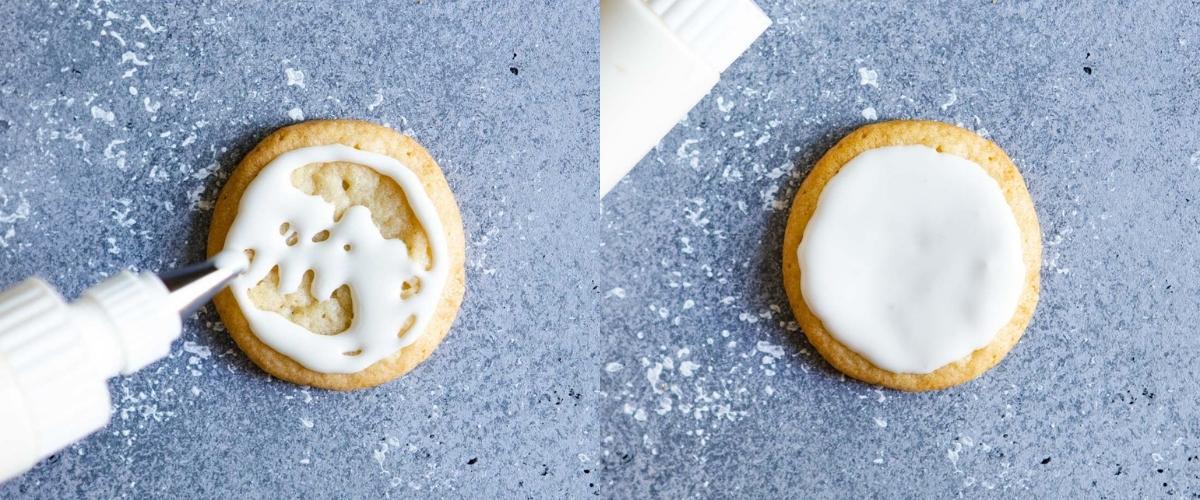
left=858, top=67, right=878, bottom=87
left=90, top=105, right=115, bottom=124
left=285, top=67, right=305, bottom=88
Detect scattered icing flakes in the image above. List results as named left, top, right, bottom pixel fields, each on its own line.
left=107, top=30, right=127, bottom=46
left=646, top=362, right=665, bottom=393
left=190, top=386, right=201, bottom=396
left=120, top=51, right=149, bottom=66
left=143, top=97, right=162, bottom=113
left=858, top=67, right=879, bottom=87
left=615, top=346, right=754, bottom=429
left=300, top=417, right=314, bottom=429
left=0, top=189, right=32, bottom=224
left=372, top=442, right=389, bottom=467
left=109, top=199, right=135, bottom=227
left=716, top=95, right=735, bottom=113
left=605, top=362, right=624, bottom=373
left=940, top=89, right=958, bottom=110
left=187, top=184, right=212, bottom=210
left=1043, top=246, right=1071, bottom=275
left=861, top=106, right=878, bottom=120
left=1190, top=150, right=1200, bottom=171
left=676, top=138, right=701, bottom=171
left=182, top=341, right=212, bottom=359
left=760, top=183, right=785, bottom=210
left=285, top=67, right=306, bottom=88
left=128, top=86, right=138, bottom=96
left=1, top=226, right=16, bottom=248
left=181, top=134, right=197, bottom=147
left=683, top=199, right=710, bottom=227
left=1, top=227, right=18, bottom=249
left=90, top=105, right=115, bottom=124
left=755, top=340, right=785, bottom=358
left=299, top=458, right=311, bottom=465
left=654, top=396, right=673, bottom=415
left=873, top=417, right=888, bottom=428
left=115, top=383, right=176, bottom=423
left=105, top=237, right=120, bottom=254
left=367, top=92, right=384, bottom=111
left=605, top=287, right=626, bottom=299
left=287, top=107, right=304, bottom=120
left=679, top=361, right=700, bottom=377
left=137, top=15, right=166, bottom=33
left=765, top=161, right=792, bottom=179
left=103, top=139, right=127, bottom=167
left=753, top=132, right=771, bottom=147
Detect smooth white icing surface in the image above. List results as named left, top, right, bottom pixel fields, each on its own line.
left=219, top=144, right=448, bottom=374
left=798, top=145, right=1024, bottom=374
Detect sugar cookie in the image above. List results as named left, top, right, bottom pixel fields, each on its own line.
left=208, top=120, right=465, bottom=390
left=781, top=120, right=1040, bottom=391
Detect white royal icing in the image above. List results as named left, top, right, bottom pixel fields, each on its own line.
left=798, top=145, right=1024, bottom=374
left=217, top=144, right=448, bottom=374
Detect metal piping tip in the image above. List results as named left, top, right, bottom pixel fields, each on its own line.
left=157, top=256, right=245, bottom=315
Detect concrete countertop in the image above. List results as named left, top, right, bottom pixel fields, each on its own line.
left=4, top=0, right=1199, bottom=498
left=0, top=1, right=598, bottom=498
left=600, top=1, right=1200, bottom=497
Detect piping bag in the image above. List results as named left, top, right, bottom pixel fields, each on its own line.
left=0, top=255, right=245, bottom=482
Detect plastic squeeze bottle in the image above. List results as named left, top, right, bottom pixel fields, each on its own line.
left=600, top=0, right=771, bottom=196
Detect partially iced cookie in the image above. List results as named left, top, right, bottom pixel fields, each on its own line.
left=208, top=119, right=466, bottom=390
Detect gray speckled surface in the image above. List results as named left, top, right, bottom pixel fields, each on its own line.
left=0, top=1, right=598, bottom=498
left=601, top=1, right=1200, bottom=498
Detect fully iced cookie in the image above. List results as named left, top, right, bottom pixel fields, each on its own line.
left=208, top=120, right=466, bottom=390
left=781, top=120, right=1041, bottom=391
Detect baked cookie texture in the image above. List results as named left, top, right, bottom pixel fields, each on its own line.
left=782, top=120, right=1041, bottom=391
left=208, top=119, right=466, bottom=390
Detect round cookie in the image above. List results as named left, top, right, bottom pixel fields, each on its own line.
left=208, top=119, right=466, bottom=390
left=781, top=120, right=1041, bottom=391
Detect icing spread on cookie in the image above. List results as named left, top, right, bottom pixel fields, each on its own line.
left=798, top=145, right=1024, bottom=374
left=218, top=144, right=448, bottom=374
